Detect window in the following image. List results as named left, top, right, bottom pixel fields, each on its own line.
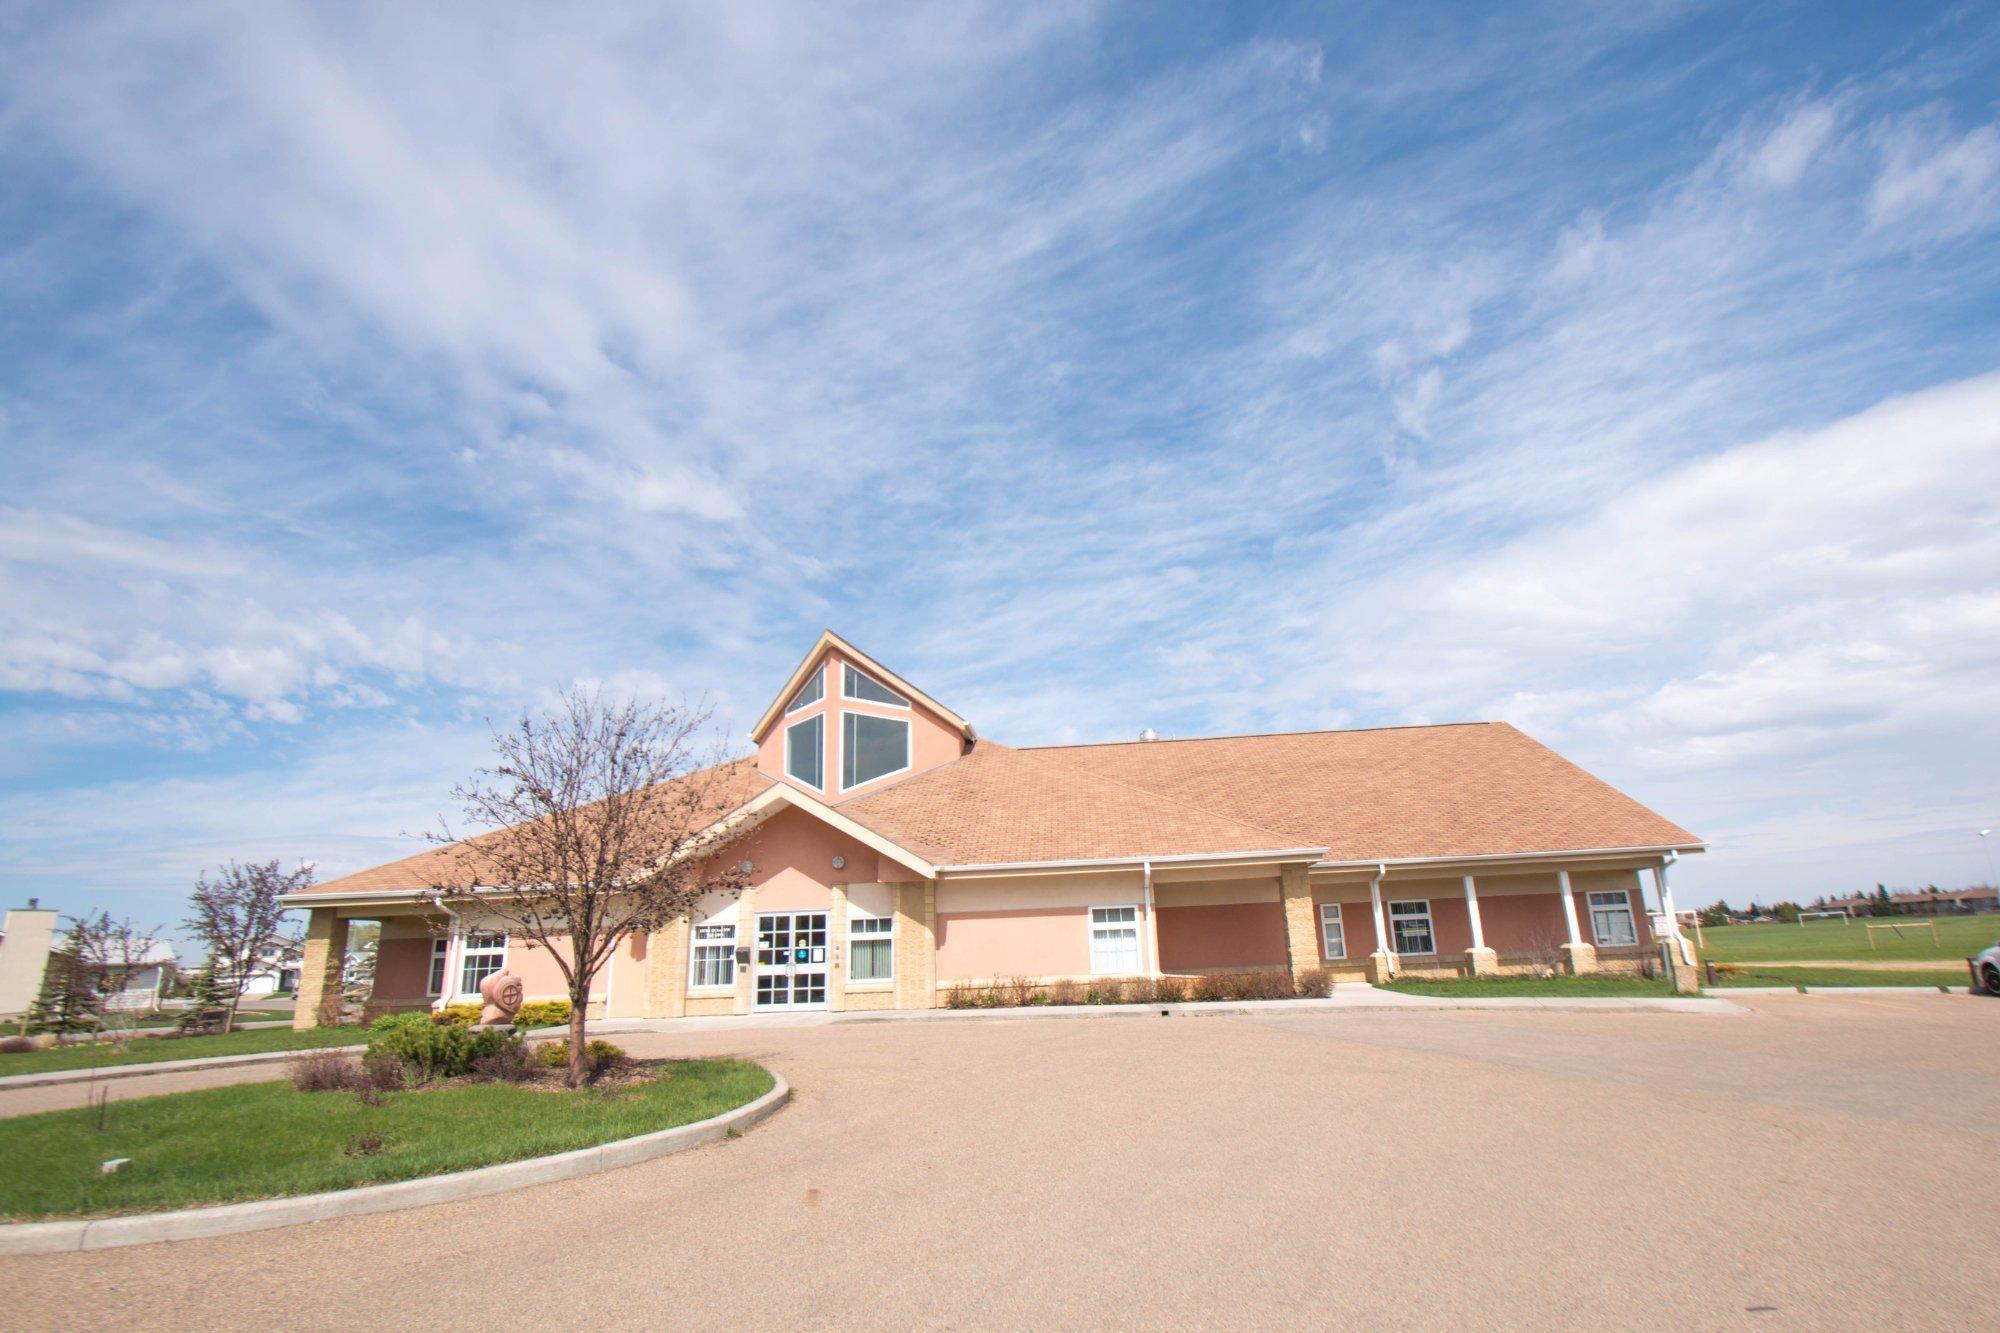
left=689, top=922, right=737, bottom=989
left=458, top=931, right=505, bottom=995
left=1090, top=906, right=1141, bottom=974
left=1588, top=890, right=1638, bottom=946
left=785, top=714, right=824, bottom=788
left=842, top=663, right=908, bottom=707
left=842, top=712, right=910, bottom=788
left=787, top=671, right=823, bottom=712
left=1319, top=903, right=1346, bottom=960
left=427, top=937, right=449, bottom=995
left=1388, top=900, right=1434, bottom=955
left=848, top=917, right=894, bottom=982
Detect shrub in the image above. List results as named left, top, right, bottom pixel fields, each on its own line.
left=0, top=1035, right=42, bottom=1054
left=534, top=1040, right=570, bottom=1069
left=1294, top=967, right=1331, bottom=998
left=1046, top=979, right=1080, bottom=1006
left=1189, top=973, right=1226, bottom=1002
left=470, top=1038, right=536, bottom=1083
left=1154, top=976, right=1188, bottom=1003
left=942, top=981, right=979, bottom=1009
left=370, top=1011, right=432, bottom=1037
left=512, top=999, right=571, bottom=1029
left=1122, top=977, right=1158, bottom=1005
left=584, top=1039, right=628, bottom=1075
left=361, top=1053, right=406, bottom=1091
left=368, top=1019, right=515, bottom=1081
left=974, top=986, right=1008, bottom=1009
left=1083, top=982, right=1126, bottom=1005
left=291, top=1050, right=366, bottom=1093
left=1000, top=976, right=1037, bottom=1007
left=1237, top=970, right=1296, bottom=1000
left=431, top=1003, right=481, bottom=1027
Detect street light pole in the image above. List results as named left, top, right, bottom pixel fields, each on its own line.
left=1979, top=829, right=1997, bottom=909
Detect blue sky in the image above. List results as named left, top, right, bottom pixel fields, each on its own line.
left=3, top=1, right=1998, bottom=943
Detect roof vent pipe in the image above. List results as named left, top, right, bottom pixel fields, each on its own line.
left=1138, top=728, right=1158, bottom=742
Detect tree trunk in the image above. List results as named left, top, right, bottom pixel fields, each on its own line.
left=567, top=996, right=588, bottom=1088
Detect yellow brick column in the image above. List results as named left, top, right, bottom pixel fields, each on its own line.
left=892, top=880, right=937, bottom=1010
left=827, top=882, right=848, bottom=1013
left=293, top=909, right=349, bottom=1030
left=643, top=916, right=690, bottom=1019
left=1279, top=864, right=1318, bottom=979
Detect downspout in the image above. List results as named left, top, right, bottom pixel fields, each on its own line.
left=1370, top=862, right=1393, bottom=977
left=429, top=892, right=461, bottom=1013
left=1142, top=860, right=1161, bottom=980
left=1655, top=851, right=1694, bottom=967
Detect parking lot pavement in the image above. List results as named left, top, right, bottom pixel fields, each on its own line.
left=4, top=994, right=1995, bottom=1330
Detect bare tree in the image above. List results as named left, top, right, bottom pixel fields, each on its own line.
left=184, top=861, right=312, bottom=1032
left=65, top=912, right=167, bottom=1048
left=429, top=689, right=750, bottom=1085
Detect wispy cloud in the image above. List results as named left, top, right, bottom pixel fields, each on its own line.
left=2, top=1, right=1998, bottom=926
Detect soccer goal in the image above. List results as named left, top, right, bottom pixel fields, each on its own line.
left=1798, top=909, right=1850, bottom=925
left=1864, top=920, right=1938, bottom=950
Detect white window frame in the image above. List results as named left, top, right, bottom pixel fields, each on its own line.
left=842, top=663, right=909, bottom=707
left=457, top=930, right=507, bottom=997
left=688, top=922, right=738, bottom=991
left=1089, top=905, right=1142, bottom=975
left=841, top=711, right=911, bottom=790
left=1588, top=889, right=1639, bottom=947
left=847, top=916, right=894, bottom=985
left=1319, top=903, right=1347, bottom=960
left=785, top=714, right=824, bottom=790
left=786, top=670, right=824, bottom=713
left=1388, top=900, right=1435, bottom=956
left=427, top=936, right=449, bottom=996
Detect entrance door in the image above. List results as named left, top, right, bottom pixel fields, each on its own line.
left=754, top=912, right=828, bottom=1009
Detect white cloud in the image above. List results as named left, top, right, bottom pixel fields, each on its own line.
left=1870, top=114, right=2000, bottom=233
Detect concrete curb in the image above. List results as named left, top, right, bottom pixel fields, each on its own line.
left=0, top=1045, right=367, bottom=1091
left=1708, top=985, right=1969, bottom=996
left=0, top=1071, right=788, bottom=1256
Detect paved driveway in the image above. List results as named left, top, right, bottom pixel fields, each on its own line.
left=4, top=995, right=1995, bottom=1330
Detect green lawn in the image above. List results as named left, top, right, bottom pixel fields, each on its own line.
left=0, top=1057, right=773, bottom=1220
left=1696, top=917, right=1999, bottom=964
left=1379, top=973, right=1677, bottom=998
left=0, top=1026, right=362, bottom=1076
left=1704, top=965, right=1970, bottom=989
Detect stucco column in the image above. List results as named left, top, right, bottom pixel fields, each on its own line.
left=1366, top=873, right=1396, bottom=981
left=1463, top=875, right=1498, bottom=977
left=643, top=916, right=690, bottom=1019
left=827, top=882, right=848, bottom=1013
left=1279, top=864, right=1318, bottom=978
left=1556, top=869, right=1597, bottom=974
left=293, top=909, right=349, bottom=1030
left=892, top=880, right=937, bottom=1010
left=733, top=882, right=759, bottom=1015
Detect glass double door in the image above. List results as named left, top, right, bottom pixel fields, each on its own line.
left=755, top=912, right=828, bottom=1009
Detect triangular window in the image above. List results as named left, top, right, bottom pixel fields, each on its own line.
left=842, top=663, right=908, bottom=707
left=786, top=669, right=824, bottom=713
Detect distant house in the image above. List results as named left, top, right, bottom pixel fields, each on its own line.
left=96, top=942, right=181, bottom=1012
left=0, top=902, right=179, bottom=1016
left=227, top=941, right=303, bottom=997
left=1825, top=887, right=1998, bottom=916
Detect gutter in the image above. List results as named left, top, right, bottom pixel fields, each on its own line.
left=938, top=847, right=1331, bottom=876
left=1310, top=843, right=1705, bottom=872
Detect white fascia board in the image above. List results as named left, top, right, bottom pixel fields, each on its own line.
left=938, top=847, right=1330, bottom=877
left=1309, top=843, right=1706, bottom=873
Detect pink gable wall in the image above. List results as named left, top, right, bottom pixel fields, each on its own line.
left=752, top=649, right=966, bottom=799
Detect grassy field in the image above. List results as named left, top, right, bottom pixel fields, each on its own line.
left=0, top=1026, right=362, bottom=1076
left=0, top=1057, right=773, bottom=1219
left=1379, top=973, right=1676, bottom=998
left=1705, top=964, right=1971, bottom=989
left=1695, top=916, right=1999, bottom=964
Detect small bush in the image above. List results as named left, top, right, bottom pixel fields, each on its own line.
left=470, top=1038, right=536, bottom=1083
left=942, top=981, right=978, bottom=1009
left=1154, top=976, right=1188, bottom=1003
left=1189, top=973, right=1226, bottom=1002
left=534, top=1040, right=570, bottom=1069
left=584, top=1039, right=627, bottom=1074
left=431, top=1003, right=481, bottom=1027
left=1238, top=970, right=1297, bottom=1000
left=362, top=1053, right=406, bottom=1091
left=1122, top=977, right=1158, bottom=1005
left=974, top=986, right=1008, bottom=1009
left=1294, top=967, right=1331, bottom=998
left=0, top=1035, right=43, bottom=1054
left=1083, top=981, right=1126, bottom=1005
left=512, top=999, right=572, bottom=1029
left=1000, top=976, right=1037, bottom=1007
left=291, top=1050, right=366, bottom=1093
left=1046, top=979, right=1080, bottom=1006
left=368, top=1019, right=515, bottom=1081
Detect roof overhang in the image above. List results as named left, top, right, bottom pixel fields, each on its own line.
left=938, top=847, right=1330, bottom=879
left=749, top=629, right=975, bottom=744
left=1308, top=843, right=1706, bottom=876
left=279, top=888, right=436, bottom=911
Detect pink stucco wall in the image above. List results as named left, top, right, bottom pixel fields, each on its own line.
left=1156, top=902, right=1288, bottom=971
left=718, top=805, right=926, bottom=909
left=751, top=650, right=967, bottom=799
left=936, top=906, right=1091, bottom=980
